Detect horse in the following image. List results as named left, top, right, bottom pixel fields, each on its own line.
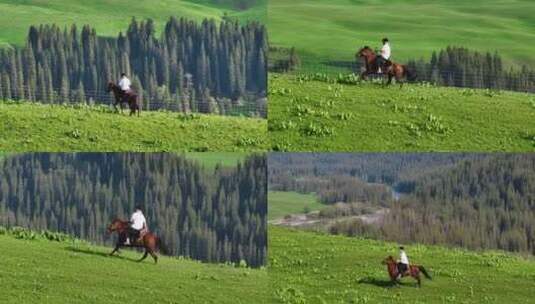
left=382, top=256, right=432, bottom=287
left=106, top=82, right=141, bottom=116
left=106, top=218, right=160, bottom=264
left=356, top=46, right=416, bottom=87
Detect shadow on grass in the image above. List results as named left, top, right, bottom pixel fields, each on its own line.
left=358, top=276, right=421, bottom=288
left=65, top=246, right=140, bottom=263
left=357, top=276, right=395, bottom=288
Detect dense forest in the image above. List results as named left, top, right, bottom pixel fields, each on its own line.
left=269, top=153, right=474, bottom=187
left=0, top=153, right=267, bottom=267
left=0, top=17, right=267, bottom=116
left=269, top=154, right=535, bottom=255
left=407, top=46, right=535, bottom=93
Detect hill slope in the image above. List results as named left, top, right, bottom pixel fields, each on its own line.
left=0, top=0, right=264, bottom=47
left=269, top=74, right=535, bottom=152
left=268, top=0, right=535, bottom=67
left=270, top=226, right=535, bottom=304
left=0, top=101, right=267, bottom=152
left=0, top=234, right=267, bottom=304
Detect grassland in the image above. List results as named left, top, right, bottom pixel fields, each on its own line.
left=269, top=74, right=535, bottom=152
left=268, top=191, right=324, bottom=220
left=269, top=226, right=535, bottom=304
left=0, top=101, right=267, bottom=152
left=0, top=233, right=267, bottom=304
left=268, top=0, right=535, bottom=67
left=0, top=0, right=264, bottom=47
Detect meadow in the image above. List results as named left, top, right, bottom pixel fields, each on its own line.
left=0, top=0, right=264, bottom=47
left=0, top=101, right=268, bottom=152
left=268, top=0, right=535, bottom=68
left=268, top=191, right=324, bottom=220
left=270, top=226, right=535, bottom=304
left=269, top=73, right=535, bottom=152
left=0, top=228, right=268, bottom=304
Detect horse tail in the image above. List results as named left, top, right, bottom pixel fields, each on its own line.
left=404, top=66, right=417, bottom=81
left=418, top=266, right=432, bottom=280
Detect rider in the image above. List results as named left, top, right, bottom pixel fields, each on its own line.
left=125, top=205, right=146, bottom=245
left=377, top=38, right=391, bottom=73
left=397, top=246, right=409, bottom=279
left=118, top=72, right=132, bottom=102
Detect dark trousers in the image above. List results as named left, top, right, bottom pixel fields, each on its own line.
left=128, top=227, right=140, bottom=243
left=376, top=56, right=386, bottom=70
left=397, top=262, right=408, bottom=275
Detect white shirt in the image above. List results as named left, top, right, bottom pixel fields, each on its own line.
left=130, top=211, right=146, bottom=230
left=118, top=77, right=131, bottom=91
left=400, top=250, right=409, bottom=265
left=381, top=43, right=391, bottom=60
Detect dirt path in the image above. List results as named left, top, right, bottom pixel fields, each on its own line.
left=269, top=208, right=389, bottom=228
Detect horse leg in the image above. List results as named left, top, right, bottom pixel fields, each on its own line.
left=138, top=250, right=149, bottom=262
left=386, top=74, right=393, bottom=86
left=109, top=243, right=120, bottom=256
left=397, top=74, right=404, bottom=88
left=149, top=250, right=158, bottom=264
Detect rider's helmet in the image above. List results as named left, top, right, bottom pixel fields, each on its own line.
left=399, top=246, right=404, bottom=250
left=382, top=38, right=389, bottom=44
left=135, top=205, right=143, bottom=212
left=121, top=72, right=127, bottom=77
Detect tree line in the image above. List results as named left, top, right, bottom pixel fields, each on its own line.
left=0, top=17, right=267, bottom=116
left=0, top=153, right=267, bottom=267
left=407, top=46, right=535, bottom=92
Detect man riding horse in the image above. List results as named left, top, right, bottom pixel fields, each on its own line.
left=357, top=38, right=415, bottom=87
left=118, top=73, right=133, bottom=103
left=125, top=205, right=147, bottom=245
left=107, top=73, right=140, bottom=116
left=397, top=246, right=410, bottom=278
left=377, top=38, right=391, bottom=74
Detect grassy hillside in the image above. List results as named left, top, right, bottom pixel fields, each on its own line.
left=268, top=191, right=324, bottom=220
left=270, top=226, right=535, bottom=304
left=0, top=0, right=264, bottom=47
left=269, top=74, right=535, bottom=152
left=0, top=233, right=267, bottom=304
left=268, top=0, right=535, bottom=67
left=0, top=101, right=267, bottom=152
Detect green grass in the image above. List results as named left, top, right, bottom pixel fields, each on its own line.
left=0, top=234, right=267, bottom=304
left=185, top=152, right=249, bottom=169
left=268, top=0, right=535, bottom=68
left=268, top=191, right=324, bottom=220
left=269, top=74, right=535, bottom=152
left=0, top=0, right=264, bottom=47
left=270, top=226, right=535, bottom=304
left=0, top=101, right=268, bottom=152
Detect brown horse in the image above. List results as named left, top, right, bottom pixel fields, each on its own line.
left=356, top=46, right=416, bottom=87
left=106, top=82, right=141, bottom=116
left=107, top=218, right=160, bottom=264
left=382, top=256, right=432, bottom=287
